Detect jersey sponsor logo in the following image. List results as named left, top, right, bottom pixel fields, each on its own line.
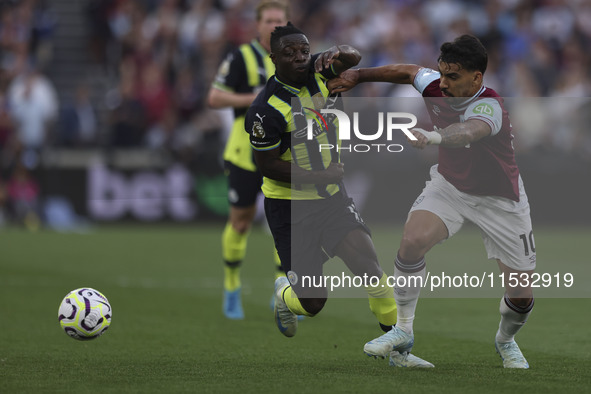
left=303, top=107, right=328, bottom=129
left=292, top=107, right=331, bottom=139
left=290, top=107, right=306, bottom=137
left=293, top=93, right=340, bottom=139
left=473, top=103, right=494, bottom=116
left=252, top=121, right=265, bottom=138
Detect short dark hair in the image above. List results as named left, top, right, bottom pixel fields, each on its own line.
left=438, top=34, right=488, bottom=74
left=270, top=22, right=305, bottom=54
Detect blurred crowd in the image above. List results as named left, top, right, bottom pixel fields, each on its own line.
left=88, top=0, right=591, bottom=153
left=0, top=0, right=56, bottom=228
left=0, top=0, right=590, bottom=227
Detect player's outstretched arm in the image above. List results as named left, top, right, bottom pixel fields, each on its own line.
left=408, top=119, right=492, bottom=149
left=314, top=45, right=361, bottom=75
left=207, top=87, right=259, bottom=109
left=254, top=148, right=344, bottom=185
left=328, top=64, right=422, bottom=93
left=438, top=119, right=492, bottom=147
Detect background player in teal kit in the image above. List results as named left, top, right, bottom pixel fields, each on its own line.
left=330, top=35, right=536, bottom=369
left=245, top=22, right=433, bottom=368
left=207, top=1, right=288, bottom=320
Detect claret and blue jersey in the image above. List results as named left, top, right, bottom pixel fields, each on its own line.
left=413, top=68, right=520, bottom=201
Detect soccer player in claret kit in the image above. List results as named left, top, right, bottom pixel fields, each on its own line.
left=329, top=34, right=536, bottom=368
left=245, top=22, right=433, bottom=367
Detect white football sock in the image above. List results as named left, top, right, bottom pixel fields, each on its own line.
left=495, top=294, right=534, bottom=343
left=394, top=253, right=426, bottom=335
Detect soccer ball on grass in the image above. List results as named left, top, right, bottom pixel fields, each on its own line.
left=58, top=288, right=112, bottom=340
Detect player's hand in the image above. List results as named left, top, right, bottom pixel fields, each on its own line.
left=409, top=127, right=442, bottom=148
left=327, top=69, right=359, bottom=93
left=315, top=46, right=340, bottom=73
left=408, top=128, right=430, bottom=149
left=323, top=162, right=345, bottom=183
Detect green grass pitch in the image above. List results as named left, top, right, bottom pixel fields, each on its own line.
left=1, top=224, right=590, bottom=393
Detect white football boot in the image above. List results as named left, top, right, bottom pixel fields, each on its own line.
left=273, top=277, right=298, bottom=337
left=495, top=340, right=529, bottom=369
left=389, top=351, right=435, bottom=368
left=364, top=326, right=414, bottom=358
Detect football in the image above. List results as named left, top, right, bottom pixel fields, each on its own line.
left=58, top=288, right=112, bottom=340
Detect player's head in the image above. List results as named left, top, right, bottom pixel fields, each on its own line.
left=256, top=0, right=289, bottom=50
left=437, top=35, right=488, bottom=98
left=270, top=22, right=310, bottom=87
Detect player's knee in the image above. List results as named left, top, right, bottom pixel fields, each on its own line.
left=230, top=219, right=251, bottom=234
left=342, top=255, right=381, bottom=278
left=300, top=297, right=327, bottom=315
left=504, top=279, right=534, bottom=303
left=357, top=259, right=382, bottom=278
left=399, top=231, right=432, bottom=258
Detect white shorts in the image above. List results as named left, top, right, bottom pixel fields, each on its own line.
left=409, top=165, right=536, bottom=271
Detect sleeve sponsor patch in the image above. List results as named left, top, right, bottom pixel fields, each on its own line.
left=464, top=98, right=503, bottom=136
left=472, top=103, right=494, bottom=116
left=251, top=121, right=265, bottom=139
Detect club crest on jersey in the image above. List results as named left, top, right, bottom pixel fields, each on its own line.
left=252, top=122, right=265, bottom=138
left=310, top=92, right=326, bottom=110
left=432, top=105, right=441, bottom=116
left=287, top=270, right=299, bottom=286
left=219, top=57, right=231, bottom=77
